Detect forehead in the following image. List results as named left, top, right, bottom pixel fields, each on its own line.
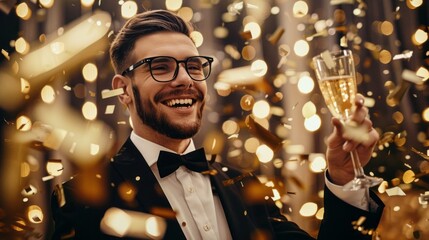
left=132, top=32, right=199, bottom=61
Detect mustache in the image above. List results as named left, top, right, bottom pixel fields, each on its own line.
left=154, top=88, right=204, bottom=102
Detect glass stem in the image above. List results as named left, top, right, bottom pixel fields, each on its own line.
left=350, top=149, right=365, bottom=178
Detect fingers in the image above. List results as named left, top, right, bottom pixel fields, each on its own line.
left=342, top=121, right=379, bottom=151
left=327, top=95, right=379, bottom=151
left=350, top=94, right=369, bottom=124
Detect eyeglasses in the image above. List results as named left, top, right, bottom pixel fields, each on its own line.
left=122, top=56, right=214, bottom=82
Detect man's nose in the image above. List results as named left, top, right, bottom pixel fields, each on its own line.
left=172, top=63, right=193, bottom=87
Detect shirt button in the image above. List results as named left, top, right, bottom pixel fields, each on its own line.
left=188, top=187, right=194, bottom=193
left=203, top=224, right=210, bottom=231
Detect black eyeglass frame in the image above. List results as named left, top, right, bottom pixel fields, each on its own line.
left=121, top=55, right=214, bottom=82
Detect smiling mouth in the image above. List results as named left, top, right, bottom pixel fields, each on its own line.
left=164, top=98, right=196, bottom=108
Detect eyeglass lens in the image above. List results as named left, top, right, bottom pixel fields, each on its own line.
left=150, top=56, right=210, bottom=81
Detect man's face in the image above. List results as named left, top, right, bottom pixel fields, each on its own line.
left=128, top=32, right=208, bottom=139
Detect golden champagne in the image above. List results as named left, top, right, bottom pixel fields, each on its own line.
left=318, top=75, right=356, bottom=120
left=313, top=50, right=382, bottom=190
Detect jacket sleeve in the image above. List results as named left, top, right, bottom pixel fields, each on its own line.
left=50, top=182, right=107, bottom=240
left=265, top=197, right=315, bottom=240
left=317, top=185, right=385, bottom=240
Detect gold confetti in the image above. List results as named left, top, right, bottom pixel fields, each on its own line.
left=330, top=0, right=354, bottom=5
left=418, top=191, right=429, bottom=207
left=386, top=80, right=410, bottom=107
left=105, top=105, right=115, bottom=114
left=411, top=147, right=429, bottom=160
left=240, top=30, right=252, bottom=40
left=118, top=182, right=137, bottom=203
left=268, top=27, right=285, bottom=45
left=223, top=172, right=253, bottom=186
left=393, top=50, right=413, bottom=60
left=245, top=115, right=284, bottom=152
left=402, top=170, right=415, bottom=184
left=402, top=69, right=425, bottom=85
left=385, top=186, right=406, bottom=196
left=394, top=131, right=407, bottom=147
left=1, top=49, right=10, bottom=60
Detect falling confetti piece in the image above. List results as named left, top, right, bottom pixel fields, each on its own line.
left=320, top=50, right=336, bottom=69
left=393, top=50, right=413, bottom=60
left=330, top=0, right=354, bottom=5
left=411, top=147, right=429, bottom=160
left=245, top=115, right=284, bottom=152
left=1, top=49, right=10, bottom=60
left=102, top=88, right=124, bottom=99
left=385, top=186, right=406, bottom=196
left=268, top=27, right=285, bottom=45
left=402, top=69, right=425, bottom=85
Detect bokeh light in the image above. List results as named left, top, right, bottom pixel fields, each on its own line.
left=302, top=101, right=316, bottom=118
left=16, top=2, right=31, bottom=20
left=293, top=1, right=309, bottom=18
left=222, top=120, right=239, bottom=135
left=309, top=155, right=327, bottom=173
left=243, top=22, right=261, bottom=39
left=82, top=63, right=98, bottom=82
left=15, top=37, right=30, bottom=54
left=27, top=205, right=44, bottom=224
left=16, top=115, right=32, bottom=131
left=252, top=100, right=270, bottom=119
left=177, top=7, right=193, bottom=22
left=41, top=85, right=56, bottom=103
left=244, top=137, right=260, bottom=153
left=40, top=0, right=55, bottom=8
left=190, top=31, right=204, bottom=48
left=121, top=1, right=138, bottom=19
left=256, top=144, right=274, bottom=163
left=304, top=115, right=321, bottom=132
left=412, top=29, right=428, bottom=45
left=251, top=59, right=268, bottom=77
left=299, top=202, right=318, bottom=217
left=166, top=0, right=182, bottom=11
left=294, top=40, right=310, bottom=57
left=46, top=159, right=63, bottom=177
left=82, top=101, right=98, bottom=120
left=423, top=107, right=429, bottom=122
left=81, top=0, right=95, bottom=8
left=297, top=75, right=315, bottom=94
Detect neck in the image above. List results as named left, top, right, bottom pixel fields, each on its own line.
left=133, top=126, right=191, bottom=154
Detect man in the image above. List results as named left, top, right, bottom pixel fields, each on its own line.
left=51, top=9, right=384, bottom=239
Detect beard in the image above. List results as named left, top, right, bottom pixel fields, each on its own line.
left=132, top=85, right=204, bottom=139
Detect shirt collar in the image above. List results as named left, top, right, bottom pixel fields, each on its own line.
left=130, top=131, right=196, bottom=167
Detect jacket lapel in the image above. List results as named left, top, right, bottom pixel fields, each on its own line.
left=209, top=163, right=256, bottom=240
left=109, top=138, right=185, bottom=239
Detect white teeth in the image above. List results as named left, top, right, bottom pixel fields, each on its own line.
left=166, top=99, right=193, bottom=107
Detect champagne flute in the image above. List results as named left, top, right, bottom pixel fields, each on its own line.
left=313, top=49, right=382, bottom=191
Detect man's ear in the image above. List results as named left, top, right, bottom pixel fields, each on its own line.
left=112, top=74, right=131, bottom=105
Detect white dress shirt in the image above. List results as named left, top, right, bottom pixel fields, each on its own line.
left=130, top=131, right=232, bottom=240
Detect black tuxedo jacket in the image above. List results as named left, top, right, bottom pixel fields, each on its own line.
left=51, top=138, right=384, bottom=239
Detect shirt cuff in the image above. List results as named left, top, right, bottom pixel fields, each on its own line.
left=324, top=171, right=369, bottom=211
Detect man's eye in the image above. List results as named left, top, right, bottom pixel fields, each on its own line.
left=151, top=64, right=170, bottom=72
left=187, top=63, right=202, bottom=71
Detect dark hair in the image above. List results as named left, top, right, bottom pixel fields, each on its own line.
left=109, top=9, right=194, bottom=74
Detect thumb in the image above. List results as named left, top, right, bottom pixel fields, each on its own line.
left=331, top=117, right=343, bottom=136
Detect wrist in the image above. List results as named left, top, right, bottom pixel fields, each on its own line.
left=326, top=169, right=353, bottom=186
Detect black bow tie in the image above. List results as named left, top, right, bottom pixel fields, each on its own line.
left=157, top=148, right=209, bottom=178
